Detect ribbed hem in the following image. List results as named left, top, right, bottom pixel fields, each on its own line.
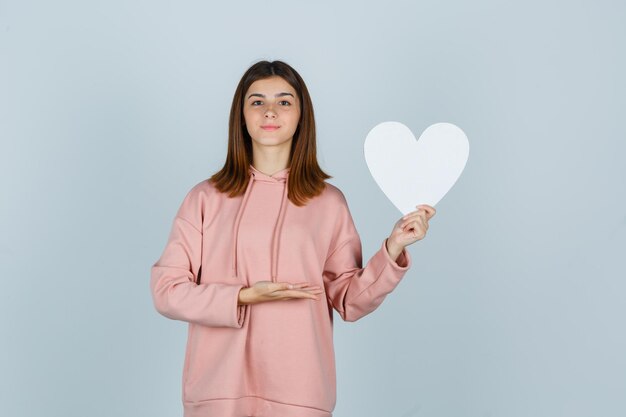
left=184, top=396, right=333, bottom=417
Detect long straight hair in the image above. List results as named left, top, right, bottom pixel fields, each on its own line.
left=208, top=60, right=331, bottom=207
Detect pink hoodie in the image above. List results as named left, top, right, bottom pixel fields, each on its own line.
left=150, top=164, right=412, bottom=417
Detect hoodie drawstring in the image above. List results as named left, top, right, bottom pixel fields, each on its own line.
left=232, top=165, right=290, bottom=283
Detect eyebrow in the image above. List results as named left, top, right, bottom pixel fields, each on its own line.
left=247, top=92, right=295, bottom=100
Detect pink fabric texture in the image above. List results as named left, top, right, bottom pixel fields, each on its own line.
left=150, top=164, right=412, bottom=417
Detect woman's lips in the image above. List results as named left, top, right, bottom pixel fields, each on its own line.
left=261, top=126, right=280, bottom=131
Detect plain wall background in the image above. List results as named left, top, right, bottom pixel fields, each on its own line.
left=1, top=1, right=625, bottom=416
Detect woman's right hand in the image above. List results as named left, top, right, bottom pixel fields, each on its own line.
left=238, top=281, right=324, bottom=305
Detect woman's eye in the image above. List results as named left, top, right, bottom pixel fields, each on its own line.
left=279, top=100, right=291, bottom=106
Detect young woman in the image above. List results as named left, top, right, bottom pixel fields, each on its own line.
left=150, top=60, right=436, bottom=417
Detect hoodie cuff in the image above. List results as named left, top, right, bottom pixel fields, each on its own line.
left=382, top=238, right=411, bottom=270
left=232, top=284, right=248, bottom=328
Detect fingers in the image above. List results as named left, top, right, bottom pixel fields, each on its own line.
left=402, top=205, right=436, bottom=222
left=399, top=209, right=429, bottom=237
left=420, top=204, right=436, bottom=219
left=401, top=218, right=427, bottom=235
left=253, top=281, right=324, bottom=304
left=400, top=214, right=426, bottom=230
left=275, top=281, right=309, bottom=290
left=274, top=282, right=324, bottom=301
left=287, top=287, right=324, bottom=299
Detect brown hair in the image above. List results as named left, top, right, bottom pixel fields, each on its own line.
left=208, top=60, right=332, bottom=207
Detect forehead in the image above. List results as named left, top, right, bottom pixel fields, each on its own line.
left=246, top=76, right=296, bottom=95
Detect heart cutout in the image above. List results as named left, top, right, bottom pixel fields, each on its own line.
left=364, top=121, right=469, bottom=215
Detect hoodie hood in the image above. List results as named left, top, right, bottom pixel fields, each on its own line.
left=231, top=164, right=291, bottom=282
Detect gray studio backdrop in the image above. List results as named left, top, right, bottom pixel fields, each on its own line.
left=1, top=1, right=625, bottom=416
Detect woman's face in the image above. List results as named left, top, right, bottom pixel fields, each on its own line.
left=242, top=76, right=301, bottom=152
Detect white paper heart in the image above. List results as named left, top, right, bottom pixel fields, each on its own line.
left=364, top=121, right=469, bottom=215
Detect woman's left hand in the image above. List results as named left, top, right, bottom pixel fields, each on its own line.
left=387, top=204, right=437, bottom=252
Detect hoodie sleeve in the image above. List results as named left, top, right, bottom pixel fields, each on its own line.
left=322, top=192, right=412, bottom=322
left=150, top=184, right=248, bottom=328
